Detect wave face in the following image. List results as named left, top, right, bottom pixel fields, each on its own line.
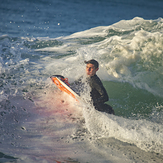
left=0, top=17, right=163, bottom=162
left=1, top=0, right=163, bottom=161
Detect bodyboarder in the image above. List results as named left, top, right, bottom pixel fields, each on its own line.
left=73, top=59, right=114, bottom=115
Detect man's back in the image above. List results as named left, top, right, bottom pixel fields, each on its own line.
left=87, top=74, right=108, bottom=105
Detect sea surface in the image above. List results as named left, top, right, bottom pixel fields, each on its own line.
left=0, top=0, right=163, bottom=162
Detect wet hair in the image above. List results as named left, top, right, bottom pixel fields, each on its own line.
left=84, top=59, right=99, bottom=69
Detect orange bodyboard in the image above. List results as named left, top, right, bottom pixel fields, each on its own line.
left=51, top=76, right=80, bottom=101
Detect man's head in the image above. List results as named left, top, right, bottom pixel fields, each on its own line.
left=84, top=59, right=99, bottom=76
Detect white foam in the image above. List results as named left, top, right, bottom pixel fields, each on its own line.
left=83, top=106, right=163, bottom=154
left=1, top=18, right=163, bottom=162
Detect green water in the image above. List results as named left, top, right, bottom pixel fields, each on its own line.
left=103, top=81, right=163, bottom=119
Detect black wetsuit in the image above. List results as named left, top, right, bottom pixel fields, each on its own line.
left=87, top=74, right=114, bottom=114
left=73, top=75, right=114, bottom=114
left=87, top=75, right=108, bottom=105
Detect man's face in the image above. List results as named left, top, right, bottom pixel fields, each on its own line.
left=86, top=63, right=99, bottom=76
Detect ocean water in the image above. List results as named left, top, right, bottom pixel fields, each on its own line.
left=0, top=0, right=163, bottom=162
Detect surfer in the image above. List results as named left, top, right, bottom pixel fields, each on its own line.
left=74, top=59, right=114, bottom=115
left=51, top=59, right=114, bottom=114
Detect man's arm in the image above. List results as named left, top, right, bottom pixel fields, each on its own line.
left=92, top=76, right=109, bottom=104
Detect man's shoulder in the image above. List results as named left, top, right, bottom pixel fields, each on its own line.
left=91, top=74, right=100, bottom=80
left=91, top=74, right=102, bottom=84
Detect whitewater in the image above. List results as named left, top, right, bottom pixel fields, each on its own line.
left=0, top=17, right=163, bottom=162
left=1, top=0, right=163, bottom=162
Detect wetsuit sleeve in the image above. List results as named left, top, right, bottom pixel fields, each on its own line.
left=91, top=76, right=109, bottom=104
